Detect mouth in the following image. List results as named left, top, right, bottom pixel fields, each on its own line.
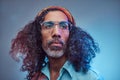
left=48, top=41, right=64, bottom=51
left=50, top=42, right=63, bottom=47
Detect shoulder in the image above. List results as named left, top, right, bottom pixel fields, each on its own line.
left=31, top=72, right=48, bottom=80
left=87, top=68, right=104, bottom=80
left=31, top=72, right=40, bottom=80
left=75, top=68, right=104, bottom=80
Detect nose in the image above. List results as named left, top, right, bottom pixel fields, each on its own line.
left=52, top=25, right=61, bottom=39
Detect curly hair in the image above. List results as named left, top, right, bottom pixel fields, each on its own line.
left=10, top=6, right=99, bottom=80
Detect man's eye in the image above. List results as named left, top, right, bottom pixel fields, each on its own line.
left=59, top=22, right=68, bottom=29
left=43, top=22, right=54, bottom=28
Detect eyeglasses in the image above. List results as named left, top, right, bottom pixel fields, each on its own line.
left=40, top=21, right=72, bottom=30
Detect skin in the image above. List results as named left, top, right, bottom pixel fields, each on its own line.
left=41, top=11, right=70, bottom=80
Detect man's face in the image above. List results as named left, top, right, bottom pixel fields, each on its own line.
left=41, top=11, right=70, bottom=58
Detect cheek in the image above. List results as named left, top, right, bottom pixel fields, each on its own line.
left=41, top=31, right=50, bottom=47
left=42, top=37, right=48, bottom=49
left=62, top=31, right=70, bottom=42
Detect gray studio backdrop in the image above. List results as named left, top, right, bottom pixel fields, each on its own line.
left=0, top=0, right=120, bottom=80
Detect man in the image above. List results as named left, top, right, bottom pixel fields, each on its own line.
left=10, top=6, right=103, bottom=80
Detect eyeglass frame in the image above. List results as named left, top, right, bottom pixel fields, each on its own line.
left=39, top=21, right=72, bottom=31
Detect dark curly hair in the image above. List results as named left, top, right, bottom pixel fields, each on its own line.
left=10, top=6, right=99, bottom=80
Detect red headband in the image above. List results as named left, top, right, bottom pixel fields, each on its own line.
left=36, top=6, right=75, bottom=26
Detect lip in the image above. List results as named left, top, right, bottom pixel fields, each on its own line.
left=50, top=42, right=63, bottom=47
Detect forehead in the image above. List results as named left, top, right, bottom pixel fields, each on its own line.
left=44, top=11, right=68, bottom=22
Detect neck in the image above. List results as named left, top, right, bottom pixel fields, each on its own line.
left=48, top=55, right=67, bottom=80
left=48, top=55, right=67, bottom=72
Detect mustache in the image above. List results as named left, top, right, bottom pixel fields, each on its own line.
left=47, top=38, right=65, bottom=46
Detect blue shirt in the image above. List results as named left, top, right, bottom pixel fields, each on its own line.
left=41, top=61, right=103, bottom=80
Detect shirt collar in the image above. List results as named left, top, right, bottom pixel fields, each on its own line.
left=41, top=60, right=74, bottom=79
left=62, top=61, right=73, bottom=78
left=41, top=63, right=50, bottom=80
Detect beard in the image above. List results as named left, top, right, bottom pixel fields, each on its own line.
left=42, top=38, right=66, bottom=58
left=44, top=48, right=65, bottom=58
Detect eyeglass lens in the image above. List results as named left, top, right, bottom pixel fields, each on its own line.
left=41, top=21, right=71, bottom=30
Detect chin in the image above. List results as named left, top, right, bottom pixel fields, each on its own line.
left=45, top=48, right=65, bottom=58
